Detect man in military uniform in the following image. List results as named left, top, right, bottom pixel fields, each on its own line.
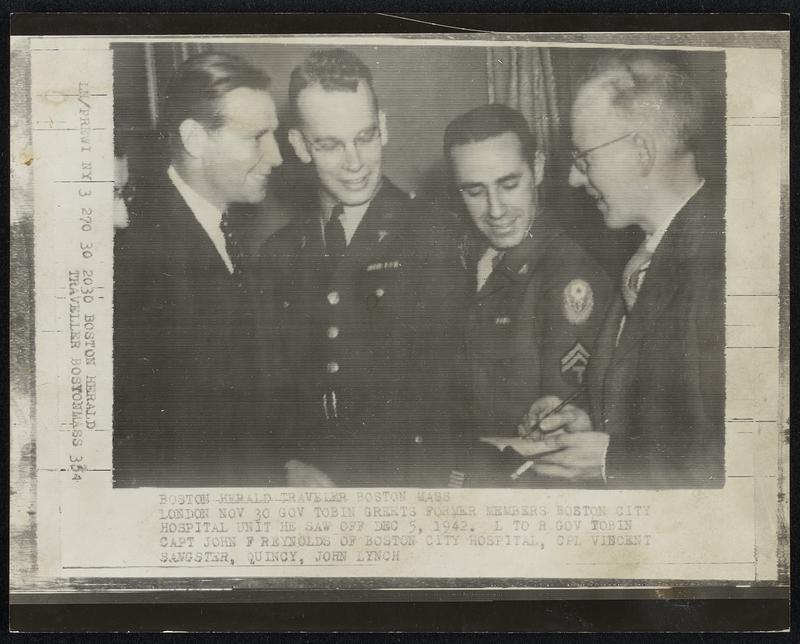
left=444, top=104, right=613, bottom=487
left=521, top=51, right=725, bottom=488
left=256, top=49, right=467, bottom=487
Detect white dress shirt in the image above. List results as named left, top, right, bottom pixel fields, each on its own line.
left=167, top=165, right=234, bottom=274
left=476, top=247, right=502, bottom=292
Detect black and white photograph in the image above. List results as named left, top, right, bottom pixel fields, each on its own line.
left=8, top=16, right=788, bottom=626
left=110, top=41, right=727, bottom=490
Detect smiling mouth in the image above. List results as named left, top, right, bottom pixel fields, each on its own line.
left=488, top=214, right=522, bottom=235
left=490, top=224, right=516, bottom=235
left=342, top=176, right=369, bottom=189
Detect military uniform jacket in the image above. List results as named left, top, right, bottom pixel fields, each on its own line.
left=463, top=223, right=613, bottom=434
left=113, top=180, right=283, bottom=487
left=455, top=223, right=612, bottom=487
left=257, top=180, right=469, bottom=487
left=588, top=183, right=725, bottom=488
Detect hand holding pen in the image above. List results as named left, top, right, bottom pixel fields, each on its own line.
left=511, top=389, right=588, bottom=481
left=516, top=389, right=586, bottom=440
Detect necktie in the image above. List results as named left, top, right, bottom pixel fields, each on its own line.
left=219, top=210, right=245, bottom=288
left=325, top=204, right=346, bottom=262
left=476, top=247, right=503, bottom=292
left=621, top=241, right=654, bottom=311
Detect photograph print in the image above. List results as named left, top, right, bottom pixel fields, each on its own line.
left=110, top=40, right=726, bottom=490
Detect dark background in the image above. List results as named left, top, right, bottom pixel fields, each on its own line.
left=112, top=42, right=726, bottom=281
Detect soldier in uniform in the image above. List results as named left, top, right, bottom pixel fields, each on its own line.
left=521, top=51, right=725, bottom=488
left=443, top=104, right=613, bottom=487
left=256, top=49, right=468, bottom=487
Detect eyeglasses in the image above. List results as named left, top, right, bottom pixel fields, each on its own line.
left=301, top=125, right=381, bottom=160
left=571, top=131, right=636, bottom=174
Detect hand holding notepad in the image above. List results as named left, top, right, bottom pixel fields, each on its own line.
left=478, top=436, right=563, bottom=458
left=477, top=437, right=563, bottom=480
left=479, top=390, right=584, bottom=480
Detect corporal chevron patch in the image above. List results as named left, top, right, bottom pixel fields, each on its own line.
left=561, top=341, right=591, bottom=385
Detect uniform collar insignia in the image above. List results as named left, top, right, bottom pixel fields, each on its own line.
left=502, top=222, right=559, bottom=282
left=378, top=230, right=389, bottom=243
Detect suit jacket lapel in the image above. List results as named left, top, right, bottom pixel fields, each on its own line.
left=588, top=293, right=625, bottom=423
left=162, top=181, right=232, bottom=280
left=609, top=185, right=707, bottom=362
left=612, top=238, right=680, bottom=360
left=592, top=242, right=682, bottom=431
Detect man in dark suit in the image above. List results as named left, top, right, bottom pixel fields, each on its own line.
left=256, top=49, right=467, bottom=487
left=443, top=104, right=613, bottom=487
left=521, top=51, right=725, bottom=488
left=113, top=53, right=284, bottom=487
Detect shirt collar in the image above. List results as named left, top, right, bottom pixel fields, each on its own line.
left=490, top=221, right=561, bottom=283
left=645, top=179, right=706, bottom=254
left=167, top=165, right=233, bottom=273
left=319, top=190, right=375, bottom=245
left=167, top=165, right=224, bottom=228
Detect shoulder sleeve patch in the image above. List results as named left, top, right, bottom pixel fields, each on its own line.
left=562, top=278, right=594, bottom=325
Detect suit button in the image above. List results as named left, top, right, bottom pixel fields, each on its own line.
left=327, top=362, right=339, bottom=374
left=414, top=435, right=423, bottom=444
left=327, top=326, right=339, bottom=339
left=375, top=288, right=385, bottom=299
left=327, top=291, right=340, bottom=305
left=282, top=300, right=290, bottom=309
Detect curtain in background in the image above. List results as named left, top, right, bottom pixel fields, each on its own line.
left=486, top=47, right=560, bottom=160
left=112, top=42, right=215, bottom=226
left=142, top=42, right=213, bottom=126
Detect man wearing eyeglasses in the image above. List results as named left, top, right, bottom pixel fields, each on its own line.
left=520, top=51, right=725, bottom=488
left=256, top=49, right=467, bottom=487
left=443, top=103, right=612, bottom=487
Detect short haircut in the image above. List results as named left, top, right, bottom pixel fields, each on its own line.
left=159, top=52, right=271, bottom=157
left=443, top=103, right=538, bottom=167
left=580, top=51, right=702, bottom=153
left=288, top=49, right=377, bottom=124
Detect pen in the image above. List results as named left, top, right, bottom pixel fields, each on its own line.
left=520, top=388, right=585, bottom=439
left=510, top=460, right=535, bottom=480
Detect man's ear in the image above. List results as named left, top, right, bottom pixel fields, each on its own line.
left=178, top=119, right=208, bottom=159
left=288, top=128, right=312, bottom=164
left=632, top=131, right=656, bottom=175
left=532, top=150, right=546, bottom=187
left=378, top=110, right=389, bottom=147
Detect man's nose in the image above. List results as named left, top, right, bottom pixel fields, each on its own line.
left=342, top=142, right=363, bottom=171
left=487, top=189, right=505, bottom=220
left=568, top=163, right=586, bottom=188
left=261, top=134, right=283, bottom=168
